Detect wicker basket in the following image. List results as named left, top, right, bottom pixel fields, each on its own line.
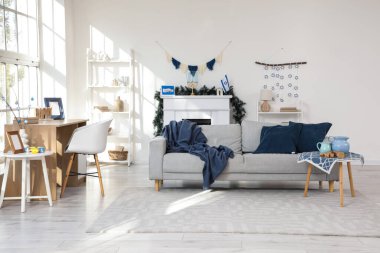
left=108, top=150, right=128, bottom=161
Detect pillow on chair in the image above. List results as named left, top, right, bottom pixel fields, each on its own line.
left=253, top=124, right=302, bottom=154
left=289, top=121, right=332, bottom=152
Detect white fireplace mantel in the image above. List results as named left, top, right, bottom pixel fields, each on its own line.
left=162, top=95, right=232, bottom=125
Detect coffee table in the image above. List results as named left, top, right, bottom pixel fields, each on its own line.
left=298, top=152, right=364, bottom=207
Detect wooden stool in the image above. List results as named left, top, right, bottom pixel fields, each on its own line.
left=304, top=162, right=355, bottom=207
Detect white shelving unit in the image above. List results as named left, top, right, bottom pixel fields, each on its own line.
left=257, top=101, right=303, bottom=123
left=86, top=49, right=135, bottom=166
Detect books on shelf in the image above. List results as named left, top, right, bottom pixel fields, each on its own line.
left=280, top=107, right=299, bottom=112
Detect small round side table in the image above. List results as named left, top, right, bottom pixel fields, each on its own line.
left=0, top=151, right=53, bottom=212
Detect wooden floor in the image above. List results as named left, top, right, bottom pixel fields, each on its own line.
left=0, top=163, right=380, bottom=252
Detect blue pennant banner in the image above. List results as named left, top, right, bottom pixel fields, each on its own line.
left=171, top=57, right=181, bottom=69
left=206, top=58, right=216, bottom=71
left=188, top=65, right=198, bottom=76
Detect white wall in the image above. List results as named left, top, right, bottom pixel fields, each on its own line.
left=40, top=0, right=67, bottom=110
left=65, top=0, right=380, bottom=163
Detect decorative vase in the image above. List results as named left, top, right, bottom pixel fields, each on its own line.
left=260, top=100, right=271, bottom=112
left=114, top=96, right=124, bottom=112
left=19, top=128, right=29, bottom=149
left=330, top=136, right=350, bottom=153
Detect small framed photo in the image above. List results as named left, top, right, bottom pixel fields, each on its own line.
left=6, top=131, right=24, bottom=154
left=220, top=74, right=230, bottom=93
left=161, top=85, right=175, bottom=96
left=44, top=97, right=65, bottom=120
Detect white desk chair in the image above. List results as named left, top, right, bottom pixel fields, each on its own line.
left=60, top=119, right=112, bottom=198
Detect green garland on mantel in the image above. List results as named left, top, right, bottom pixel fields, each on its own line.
left=153, top=85, right=246, bottom=136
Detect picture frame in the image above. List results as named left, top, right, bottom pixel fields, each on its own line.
left=44, top=97, right=65, bottom=120
left=6, top=131, right=24, bottom=154
left=220, top=74, right=230, bottom=93
left=161, top=85, right=175, bottom=96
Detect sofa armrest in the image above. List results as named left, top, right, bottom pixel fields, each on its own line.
left=149, top=136, right=167, bottom=180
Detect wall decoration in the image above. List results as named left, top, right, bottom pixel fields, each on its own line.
left=220, top=74, right=230, bottom=92
left=153, top=85, right=246, bottom=136
left=156, top=41, right=232, bottom=78
left=161, top=85, right=175, bottom=96
left=255, top=61, right=307, bottom=105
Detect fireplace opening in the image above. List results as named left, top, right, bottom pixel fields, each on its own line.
left=183, top=118, right=211, bottom=125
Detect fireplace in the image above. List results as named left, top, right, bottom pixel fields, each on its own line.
left=162, top=95, right=232, bottom=125
left=183, top=118, right=211, bottom=125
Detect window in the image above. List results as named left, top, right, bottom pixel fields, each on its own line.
left=1, top=0, right=38, bottom=57
left=0, top=0, right=39, bottom=149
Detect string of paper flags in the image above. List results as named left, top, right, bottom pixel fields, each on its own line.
left=156, top=41, right=232, bottom=76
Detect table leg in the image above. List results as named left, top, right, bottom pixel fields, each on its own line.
left=0, top=158, right=10, bottom=208
left=304, top=164, right=313, bottom=197
left=26, top=159, right=31, bottom=203
left=329, top=180, right=334, bottom=192
left=347, top=162, right=356, bottom=197
left=339, top=162, right=344, bottom=207
left=41, top=157, right=53, bottom=207
left=21, top=159, right=27, bottom=213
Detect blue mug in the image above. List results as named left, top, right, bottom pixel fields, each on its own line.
left=38, top=147, right=46, bottom=153
left=316, top=142, right=331, bottom=153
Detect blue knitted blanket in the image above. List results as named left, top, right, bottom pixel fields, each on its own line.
left=163, top=120, right=234, bottom=189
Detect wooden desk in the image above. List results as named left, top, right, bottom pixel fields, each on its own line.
left=1, top=119, right=87, bottom=201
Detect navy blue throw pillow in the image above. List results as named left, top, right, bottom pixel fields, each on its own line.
left=254, top=124, right=302, bottom=154
left=289, top=121, right=332, bottom=153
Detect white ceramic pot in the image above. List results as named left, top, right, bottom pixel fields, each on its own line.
left=19, top=128, right=29, bottom=148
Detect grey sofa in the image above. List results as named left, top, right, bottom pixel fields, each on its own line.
left=149, top=120, right=339, bottom=191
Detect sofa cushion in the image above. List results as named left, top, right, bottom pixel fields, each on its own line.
left=244, top=153, right=323, bottom=174
left=241, top=120, right=277, bottom=153
left=163, top=153, right=244, bottom=174
left=163, top=153, right=204, bottom=173
left=201, top=124, right=242, bottom=154
left=254, top=124, right=302, bottom=154
left=289, top=121, right=332, bottom=152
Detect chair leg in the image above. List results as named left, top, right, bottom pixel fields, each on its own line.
left=94, top=154, right=105, bottom=197
left=60, top=153, right=76, bottom=198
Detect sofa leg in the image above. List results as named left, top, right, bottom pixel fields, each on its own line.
left=329, top=180, right=334, bottom=192
left=319, top=181, right=323, bottom=190
left=155, top=180, right=160, bottom=192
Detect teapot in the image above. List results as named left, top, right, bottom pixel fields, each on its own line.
left=329, top=136, right=350, bottom=153
left=316, top=138, right=331, bottom=154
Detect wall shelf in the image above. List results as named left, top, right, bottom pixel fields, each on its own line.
left=257, top=101, right=303, bottom=122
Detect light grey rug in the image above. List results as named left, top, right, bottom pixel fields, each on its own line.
left=86, top=188, right=380, bottom=237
